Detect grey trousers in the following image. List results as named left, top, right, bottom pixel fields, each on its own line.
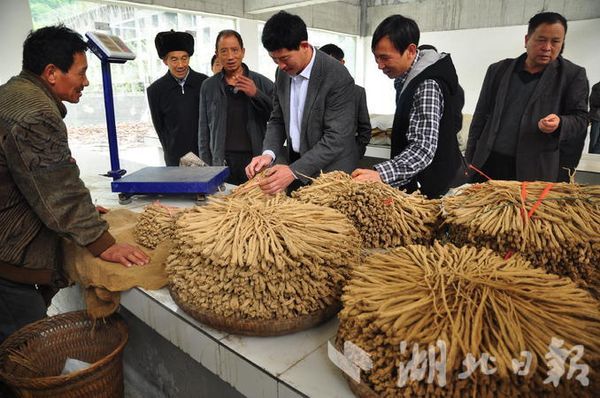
left=0, top=278, right=46, bottom=343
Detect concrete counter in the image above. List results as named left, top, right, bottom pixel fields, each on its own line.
left=50, top=146, right=355, bottom=397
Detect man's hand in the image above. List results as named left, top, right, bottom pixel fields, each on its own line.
left=100, top=243, right=150, bottom=268
left=351, top=168, right=382, bottom=182
left=245, top=154, right=273, bottom=179
left=258, top=165, right=296, bottom=194
left=538, top=114, right=560, bottom=134
left=96, top=205, right=109, bottom=214
left=234, top=75, right=258, bottom=97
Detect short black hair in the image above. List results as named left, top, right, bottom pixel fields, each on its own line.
left=527, top=12, right=567, bottom=35
left=371, top=15, right=419, bottom=54
left=215, top=29, right=244, bottom=52
left=418, top=44, right=437, bottom=52
left=261, top=11, right=307, bottom=52
left=23, top=24, right=87, bottom=75
left=211, top=54, right=217, bottom=67
left=319, top=44, right=344, bottom=62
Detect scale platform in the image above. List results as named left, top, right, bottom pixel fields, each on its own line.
left=111, top=166, right=229, bottom=203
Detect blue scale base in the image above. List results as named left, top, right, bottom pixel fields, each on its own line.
left=111, top=166, right=229, bottom=194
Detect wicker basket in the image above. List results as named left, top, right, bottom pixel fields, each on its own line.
left=0, top=311, right=128, bottom=398
left=170, top=285, right=341, bottom=336
left=333, top=336, right=380, bottom=398
left=346, top=375, right=379, bottom=398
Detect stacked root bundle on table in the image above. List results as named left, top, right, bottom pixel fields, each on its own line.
left=338, top=242, right=600, bottom=397
left=442, top=181, right=600, bottom=293
left=134, top=202, right=182, bottom=249
left=292, top=171, right=439, bottom=249
left=166, top=196, right=361, bottom=320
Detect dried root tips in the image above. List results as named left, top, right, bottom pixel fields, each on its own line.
left=338, top=242, right=600, bottom=397
left=134, top=202, right=182, bottom=249
left=442, top=181, right=600, bottom=294
left=228, top=170, right=279, bottom=201
left=292, top=171, right=439, bottom=249
left=166, top=196, right=361, bottom=320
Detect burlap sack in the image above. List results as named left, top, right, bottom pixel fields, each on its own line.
left=63, top=208, right=172, bottom=318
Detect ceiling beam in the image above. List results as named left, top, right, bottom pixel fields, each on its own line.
left=244, top=0, right=338, bottom=14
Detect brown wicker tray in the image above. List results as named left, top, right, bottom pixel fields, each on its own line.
left=333, top=336, right=380, bottom=398
left=346, top=374, right=379, bottom=398
left=0, top=311, right=128, bottom=398
left=169, top=284, right=341, bottom=336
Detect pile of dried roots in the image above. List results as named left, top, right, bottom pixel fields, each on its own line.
left=292, top=171, right=439, bottom=249
left=166, top=196, right=361, bottom=320
left=442, top=181, right=600, bottom=293
left=338, top=242, right=600, bottom=397
left=134, top=202, right=182, bottom=249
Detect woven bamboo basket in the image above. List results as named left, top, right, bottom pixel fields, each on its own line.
left=169, top=285, right=341, bottom=336
left=346, top=376, right=379, bottom=398
left=0, top=311, right=128, bottom=398
left=333, top=337, right=378, bottom=398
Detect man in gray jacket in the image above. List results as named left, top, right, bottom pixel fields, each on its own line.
left=245, top=11, right=357, bottom=193
left=319, top=43, right=372, bottom=161
left=466, top=12, right=588, bottom=182
left=199, top=30, right=273, bottom=185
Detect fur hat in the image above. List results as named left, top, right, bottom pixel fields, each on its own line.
left=155, top=30, right=194, bottom=59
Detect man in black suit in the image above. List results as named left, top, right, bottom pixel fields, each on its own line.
left=147, top=30, right=208, bottom=166
left=466, top=12, right=588, bottom=182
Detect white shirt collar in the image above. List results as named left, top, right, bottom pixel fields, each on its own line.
left=294, top=45, right=316, bottom=81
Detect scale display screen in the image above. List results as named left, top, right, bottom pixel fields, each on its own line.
left=86, top=31, right=136, bottom=60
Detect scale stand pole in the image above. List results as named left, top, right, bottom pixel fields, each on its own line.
left=101, top=61, right=126, bottom=180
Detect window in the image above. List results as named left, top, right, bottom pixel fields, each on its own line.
left=29, top=0, right=234, bottom=158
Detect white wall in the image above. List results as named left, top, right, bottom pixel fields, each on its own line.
left=0, top=0, right=33, bottom=84
left=363, top=18, right=600, bottom=115
left=237, top=18, right=261, bottom=70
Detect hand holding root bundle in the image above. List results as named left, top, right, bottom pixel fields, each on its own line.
left=228, top=170, right=278, bottom=201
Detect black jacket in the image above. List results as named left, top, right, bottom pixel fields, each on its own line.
left=392, top=53, right=465, bottom=198
left=466, top=55, right=588, bottom=182
left=147, top=68, right=208, bottom=166
left=198, top=64, right=273, bottom=166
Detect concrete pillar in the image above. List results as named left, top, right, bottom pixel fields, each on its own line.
left=237, top=18, right=260, bottom=71
left=0, top=0, right=33, bottom=84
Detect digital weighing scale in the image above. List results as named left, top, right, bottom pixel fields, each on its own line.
left=85, top=31, right=229, bottom=204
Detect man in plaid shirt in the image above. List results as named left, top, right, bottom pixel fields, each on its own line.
left=352, top=15, right=466, bottom=198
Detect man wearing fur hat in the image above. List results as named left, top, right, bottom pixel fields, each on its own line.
left=147, top=30, right=208, bottom=166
